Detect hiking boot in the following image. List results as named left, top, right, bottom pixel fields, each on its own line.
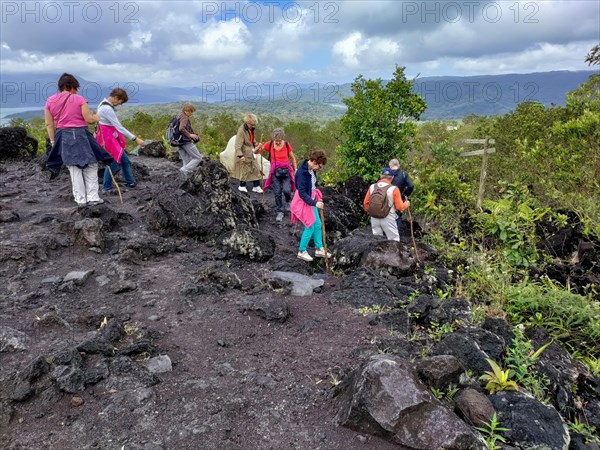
left=297, top=251, right=313, bottom=262
left=88, top=199, right=105, bottom=206
left=126, top=183, right=137, bottom=188
left=275, top=212, right=284, bottom=222
left=252, top=186, right=263, bottom=193
left=238, top=186, right=248, bottom=193
left=315, top=248, right=331, bottom=258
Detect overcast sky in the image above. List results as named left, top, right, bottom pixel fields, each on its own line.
left=1, top=0, right=599, bottom=87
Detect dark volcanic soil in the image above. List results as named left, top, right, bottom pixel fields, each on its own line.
left=0, top=156, right=403, bottom=450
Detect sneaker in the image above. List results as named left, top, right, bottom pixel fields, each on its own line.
left=315, top=248, right=331, bottom=258
left=238, top=186, right=248, bottom=192
left=297, top=251, right=313, bottom=262
left=88, top=199, right=105, bottom=206
left=126, top=183, right=137, bottom=188
left=101, top=188, right=116, bottom=195
left=252, top=186, right=263, bottom=193
left=275, top=212, right=284, bottom=222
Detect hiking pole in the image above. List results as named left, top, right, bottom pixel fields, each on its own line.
left=407, top=205, right=420, bottom=263
left=106, top=166, right=123, bottom=204
left=318, top=207, right=330, bottom=271
left=259, top=134, right=265, bottom=204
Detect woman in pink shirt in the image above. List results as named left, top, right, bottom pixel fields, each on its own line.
left=45, top=73, right=113, bottom=207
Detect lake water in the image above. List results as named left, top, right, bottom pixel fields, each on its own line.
left=0, top=107, right=44, bottom=125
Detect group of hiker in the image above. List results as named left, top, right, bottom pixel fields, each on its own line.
left=45, top=73, right=414, bottom=263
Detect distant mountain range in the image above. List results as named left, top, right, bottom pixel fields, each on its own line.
left=1, top=70, right=596, bottom=122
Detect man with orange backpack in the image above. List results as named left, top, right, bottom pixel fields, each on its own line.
left=363, top=167, right=410, bottom=241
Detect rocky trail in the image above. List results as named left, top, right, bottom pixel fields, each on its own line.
left=1, top=141, right=599, bottom=450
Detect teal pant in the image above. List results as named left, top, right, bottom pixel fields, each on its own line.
left=299, top=207, right=323, bottom=251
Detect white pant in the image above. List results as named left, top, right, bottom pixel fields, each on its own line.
left=178, top=142, right=203, bottom=173
left=68, top=164, right=100, bottom=205
left=370, top=215, right=400, bottom=241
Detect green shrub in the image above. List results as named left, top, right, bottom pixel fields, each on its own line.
left=505, top=278, right=600, bottom=356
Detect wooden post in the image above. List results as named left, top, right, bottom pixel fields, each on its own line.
left=476, top=137, right=490, bottom=210
left=461, top=138, right=495, bottom=211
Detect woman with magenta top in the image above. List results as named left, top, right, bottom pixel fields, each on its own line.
left=45, top=73, right=113, bottom=207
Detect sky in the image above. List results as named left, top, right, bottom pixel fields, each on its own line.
left=1, top=0, right=599, bottom=89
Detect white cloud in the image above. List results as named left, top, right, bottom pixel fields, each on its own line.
left=332, top=32, right=401, bottom=69
left=173, top=21, right=252, bottom=62
left=0, top=1, right=597, bottom=86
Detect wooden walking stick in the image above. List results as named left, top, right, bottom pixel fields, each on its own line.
left=106, top=166, right=123, bottom=204
left=407, top=205, right=420, bottom=263
left=318, top=207, right=330, bottom=271
left=259, top=134, right=265, bottom=203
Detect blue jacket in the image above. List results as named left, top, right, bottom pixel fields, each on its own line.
left=47, top=127, right=113, bottom=173
left=391, top=169, right=414, bottom=199
left=295, top=160, right=317, bottom=207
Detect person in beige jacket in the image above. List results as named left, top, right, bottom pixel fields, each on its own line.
left=232, top=113, right=264, bottom=193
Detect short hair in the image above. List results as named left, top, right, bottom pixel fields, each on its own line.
left=109, top=88, right=128, bottom=103
left=309, top=150, right=327, bottom=166
left=58, top=73, right=80, bottom=92
left=388, top=158, right=400, bottom=168
left=272, top=128, right=285, bottom=140
left=244, top=113, right=258, bottom=123
left=182, top=103, right=196, bottom=113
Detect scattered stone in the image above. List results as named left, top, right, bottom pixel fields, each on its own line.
left=266, top=271, right=325, bottom=296
left=454, top=388, right=496, bottom=427
left=416, top=355, right=464, bottom=390
left=51, top=365, right=85, bottom=393
left=238, top=294, right=290, bottom=322
left=70, top=396, right=85, bottom=407
left=41, top=276, right=63, bottom=285
left=0, top=210, right=20, bottom=223
left=148, top=315, right=160, bottom=322
left=63, top=270, right=94, bottom=286
left=146, top=355, right=172, bottom=374
left=95, top=275, right=110, bottom=286
left=0, top=326, right=29, bottom=352
left=113, top=280, right=138, bottom=294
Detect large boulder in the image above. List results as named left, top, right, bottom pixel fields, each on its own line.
left=147, top=160, right=257, bottom=239
left=0, top=127, right=38, bottom=159
left=432, top=327, right=507, bottom=377
left=219, top=226, right=275, bottom=262
left=490, top=391, right=570, bottom=450
left=138, top=141, right=166, bottom=158
left=320, top=186, right=363, bottom=241
left=334, top=229, right=417, bottom=277
left=336, top=354, right=486, bottom=449
left=329, top=267, right=404, bottom=308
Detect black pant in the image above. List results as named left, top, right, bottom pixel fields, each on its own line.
left=272, top=174, right=291, bottom=212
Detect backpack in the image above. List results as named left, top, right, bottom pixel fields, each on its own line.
left=165, top=115, right=183, bottom=146
left=367, top=184, right=394, bottom=218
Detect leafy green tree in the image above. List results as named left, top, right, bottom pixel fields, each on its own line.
left=585, top=45, right=600, bottom=66
left=338, top=66, right=426, bottom=180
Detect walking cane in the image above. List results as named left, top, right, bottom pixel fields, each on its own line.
left=318, top=207, right=330, bottom=271
left=106, top=166, right=123, bottom=204
left=407, top=205, right=420, bottom=263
